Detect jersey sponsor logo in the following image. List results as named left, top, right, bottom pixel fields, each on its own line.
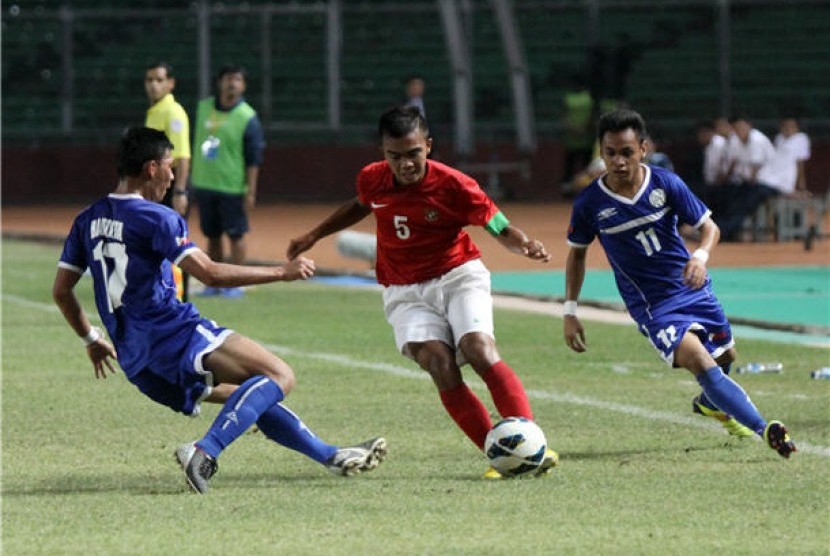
left=649, top=188, right=666, bottom=208
left=370, top=201, right=389, bottom=209
left=597, top=207, right=618, bottom=221
left=424, top=208, right=439, bottom=222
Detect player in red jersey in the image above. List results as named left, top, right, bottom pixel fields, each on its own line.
left=287, top=105, right=557, bottom=478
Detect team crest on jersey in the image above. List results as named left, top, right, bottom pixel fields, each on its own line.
left=424, top=208, right=439, bottom=222
left=649, top=188, right=666, bottom=208
left=597, top=207, right=618, bottom=221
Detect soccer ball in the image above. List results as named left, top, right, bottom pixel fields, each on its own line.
left=484, top=417, right=548, bottom=477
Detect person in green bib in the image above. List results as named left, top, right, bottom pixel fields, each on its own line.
left=192, top=65, right=265, bottom=298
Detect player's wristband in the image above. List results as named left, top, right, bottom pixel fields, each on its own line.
left=691, top=249, right=709, bottom=264
left=563, top=300, right=578, bottom=317
left=173, top=190, right=188, bottom=196
left=82, top=326, right=103, bottom=346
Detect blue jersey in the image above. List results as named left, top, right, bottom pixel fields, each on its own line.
left=567, top=165, right=714, bottom=324
left=58, top=193, right=201, bottom=377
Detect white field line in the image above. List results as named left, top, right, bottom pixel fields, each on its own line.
left=263, top=341, right=830, bottom=458
left=3, top=293, right=61, bottom=313
left=6, top=293, right=828, bottom=458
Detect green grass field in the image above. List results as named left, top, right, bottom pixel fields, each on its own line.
left=3, top=239, right=829, bottom=555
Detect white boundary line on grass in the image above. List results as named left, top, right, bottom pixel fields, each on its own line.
left=262, top=341, right=830, bottom=458
left=5, top=292, right=828, bottom=458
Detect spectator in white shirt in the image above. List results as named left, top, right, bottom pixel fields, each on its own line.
left=715, top=117, right=778, bottom=240
left=726, top=117, right=776, bottom=183
left=758, top=117, right=811, bottom=195
left=697, top=120, right=730, bottom=187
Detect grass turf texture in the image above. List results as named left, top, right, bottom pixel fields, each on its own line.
left=3, top=239, right=829, bottom=555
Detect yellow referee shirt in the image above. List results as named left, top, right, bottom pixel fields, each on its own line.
left=145, top=93, right=191, bottom=161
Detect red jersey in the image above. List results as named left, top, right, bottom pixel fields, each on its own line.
left=356, top=160, right=503, bottom=286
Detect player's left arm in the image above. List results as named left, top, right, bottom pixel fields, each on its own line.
left=683, top=217, right=719, bottom=289
left=480, top=208, right=550, bottom=262
left=563, top=246, right=588, bottom=353
left=52, top=267, right=118, bottom=379
left=668, top=172, right=719, bottom=289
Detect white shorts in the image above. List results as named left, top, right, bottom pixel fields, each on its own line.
left=382, top=259, right=494, bottom=366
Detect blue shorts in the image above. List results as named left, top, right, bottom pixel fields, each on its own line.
left=129, top=319, right=234, bottom=416
left=193, top=188, right=249, bottom=239
left=638, top=296, right=734, bottom=366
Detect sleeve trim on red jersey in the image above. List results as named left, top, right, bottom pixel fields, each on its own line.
left=484, top=211, right=510, bottom=236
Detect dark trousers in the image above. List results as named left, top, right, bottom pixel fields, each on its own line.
left=710, top=181, right=778, bottom=241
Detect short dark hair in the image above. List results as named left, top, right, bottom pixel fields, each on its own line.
left=403, top=74, right=424, bottom=85
left=217, top=64, right=247, bottom=81
left=695, top=119, right=715, bottom=132
left=378, top=105, right=429, bottom=140
left=597, top=109, right=648, bottom=143
left=117, top=127, right=174, bottom=178
left=145, top=61, right=174, bottom=78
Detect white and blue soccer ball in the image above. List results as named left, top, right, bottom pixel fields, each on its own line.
left=484, top=417, right=548, bottom=477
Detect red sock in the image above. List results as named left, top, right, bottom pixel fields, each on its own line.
left=439, top=383, right=493, bottom=450
left=482, top=360, right=533, bottom=420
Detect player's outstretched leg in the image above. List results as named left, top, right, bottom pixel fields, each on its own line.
left=256, top=402, right=338, bottom=462
left=177, top=375, right=284, bottom=493
left=325, top=437, right=388, bottom=476
left=691, top=363, right=753, bottom=437
left=692, top=394, right=754, bottom=437
left=481, top=361, right=533, bottom=419
left=696, top=366, right=796, bottom=457
left=764, top=421, right=797, bottom=459
left=175, top=442, right=218, bottom=494
left=439, top=383, right=493, bottom=449
left=255, top=402, right=387, bottom=475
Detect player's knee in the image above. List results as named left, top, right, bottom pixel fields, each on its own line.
left=718, top=347, right=737, bottom=367
left=263, top=360, right=295, bottom=395
left=458, top=332, right=498, bottom=369
left=413, top=342, right=459, bottom=386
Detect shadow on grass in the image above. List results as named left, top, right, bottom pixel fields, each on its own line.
left=4, top=440, right=768, bottom=496
left=562, top=438, right=758, bottom=462
left=1, top=467, right=388, bottom=497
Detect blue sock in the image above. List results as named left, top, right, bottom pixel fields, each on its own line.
left=699, top=363, right=732, bottom=408
left=197, top=376, right=284, bottom=458
left=696, top=366, right=766, bottom=435
left=256, top=403, right=338, bottom=463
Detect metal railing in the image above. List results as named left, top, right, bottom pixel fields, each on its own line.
left=3, top=0, right=828, bottom=148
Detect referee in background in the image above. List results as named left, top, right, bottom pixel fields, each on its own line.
left=144, top=61, right=191, bottom=301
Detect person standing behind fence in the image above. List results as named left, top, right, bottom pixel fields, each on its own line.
left=403, top=74, right=427, bottom=118
left=144, top=61, right=191, bottom=300
left=191, top=64, right=265, bottom=298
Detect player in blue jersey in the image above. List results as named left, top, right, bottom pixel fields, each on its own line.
left=562, top=110, right=795, bottom=458
left=52, top=127, right=387, bottom=493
